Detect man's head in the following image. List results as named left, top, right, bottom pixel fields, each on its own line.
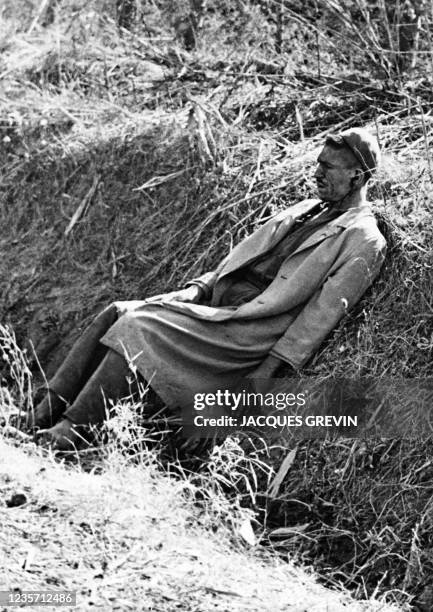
left=314, top=127, right=381, bottom=203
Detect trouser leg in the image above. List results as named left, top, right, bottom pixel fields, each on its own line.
left=47, top=304, right=119, bottom=403
left=62, top=349, right=131, bottom=426
left=31, top=304, right=119, bottom=428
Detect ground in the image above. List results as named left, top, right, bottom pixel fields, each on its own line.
left=0, top=436, right=399, bottom=611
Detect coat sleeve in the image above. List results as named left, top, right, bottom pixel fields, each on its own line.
left=270, top=233, right=387, bottom=369
left=184, top=199, right=318, bottom=299
left=184, top=255, right=230, bottom=299
left=183, top=212, right=286, bottom=298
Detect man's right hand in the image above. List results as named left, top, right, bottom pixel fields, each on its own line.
left=167, top=286, right=203, bottom=303
left=145, top=285, right=203, bottom=305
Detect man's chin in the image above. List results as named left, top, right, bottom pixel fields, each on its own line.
left=316, top=187, right=329, bottom=200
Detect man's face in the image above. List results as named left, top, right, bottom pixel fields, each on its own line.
left=314, top=145, right=359, bottom=202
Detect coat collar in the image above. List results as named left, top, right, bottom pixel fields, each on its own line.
left=218, top=200, right=376, bottom=279
left=326, top=204, right=375, bottom=228
left=285, top=203, right=375, bottom=257
left=280, top=199, right=374, bottom=228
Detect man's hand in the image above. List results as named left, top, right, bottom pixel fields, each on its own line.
left=164, top=285, right=203, bottom=303
left=247, top=355, right=282, bottom=379
left=145, top=285, right=203, bottom=305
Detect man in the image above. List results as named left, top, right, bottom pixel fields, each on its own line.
left=33, top=127, right=387, bottom=450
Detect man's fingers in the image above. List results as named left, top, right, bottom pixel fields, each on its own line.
left=145, top=287, right=200, bottom=305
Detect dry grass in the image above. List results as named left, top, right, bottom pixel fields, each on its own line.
left=2, top=436, right=404, bottom=611
left=1, top=1, right=433, bottom=610
left=0, top=333, right=399, bottom=612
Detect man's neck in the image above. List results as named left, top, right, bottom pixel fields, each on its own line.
left=331, top=187, right=368, bottom=212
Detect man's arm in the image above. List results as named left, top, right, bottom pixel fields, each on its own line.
left=269, top=236, right=386, bottom=369
left=143, top=257, right=226, bottom=305
left=143, top=284, right=204, bottom=305
left=151, top=201, right=319, bottom=305
left=182, top=202, right=316, bottom=300
left=247, top=355, right=283, bottom=378
left=184, top=254, right=231, bottom=300
left=182, top=201, right=318, bottom=301
left=184, top=271, right=219, bottom=301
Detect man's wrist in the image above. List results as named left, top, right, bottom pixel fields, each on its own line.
left=253, top=355, right=281, bottom=376
left=265, top=355, right=281, bottom=368
left=259, top=355, right=281, bottom=374
left=185, top=282, right=206, bottom=299
left=192, top=285, right=205, bottom=300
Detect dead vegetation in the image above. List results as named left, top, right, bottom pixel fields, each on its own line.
left=5, top=437, right=380, bottom=611
left=1, top=327, right=400, bottom=612
left=1, top=0, right=433, bottom=609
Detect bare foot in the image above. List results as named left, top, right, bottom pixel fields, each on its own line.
left=37, top=419, right=85, bottom=451
left=30, top=390, right=68, bottom=430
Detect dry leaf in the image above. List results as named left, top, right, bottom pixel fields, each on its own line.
left=238, top=518, right=256, bottom=546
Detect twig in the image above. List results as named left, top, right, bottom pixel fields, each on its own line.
left=133, top=169, right=188, bottom=191
left=418, top=97, right=433, bottom=182
left=27, top=0, right=51, bottom=34
left=267, top=446, right=297, bottom=499
left=64, top=174, right=100, bottom=236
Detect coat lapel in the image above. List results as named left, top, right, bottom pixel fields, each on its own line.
left=217, top=199, right=321, bottom=278
left=217, top=214, right=292, bottom=278
left=288, top=206, right=374, bottom=257
left=289, top=223, right=341, bottom=257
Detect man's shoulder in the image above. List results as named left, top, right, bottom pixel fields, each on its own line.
left=273, top=198, right=321, bottom=221
left=343, top=209, right=387, bottom=252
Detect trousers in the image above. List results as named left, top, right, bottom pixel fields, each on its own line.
left=46, top=305, right=139, bottom=425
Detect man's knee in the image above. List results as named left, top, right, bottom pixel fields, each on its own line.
left=81, top=304, right=119, bottom=340
left=102, top=303, right=119, bottom=317
left=95, top=303, right=119, bottom=327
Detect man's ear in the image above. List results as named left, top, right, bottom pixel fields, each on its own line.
left=351, top=168, right=364, bottom=188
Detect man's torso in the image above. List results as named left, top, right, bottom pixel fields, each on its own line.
left=217, top=204, right=351, bottom=307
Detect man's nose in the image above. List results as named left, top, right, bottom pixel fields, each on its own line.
left=314, top=165, right=323, bottom=179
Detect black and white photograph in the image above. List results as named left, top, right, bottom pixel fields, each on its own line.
left=0, top=1, right=432, bottom=610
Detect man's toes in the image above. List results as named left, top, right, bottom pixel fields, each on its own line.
left=36, top=429, right=68, bottom=451
left=36, top=421, right=82, bottom=451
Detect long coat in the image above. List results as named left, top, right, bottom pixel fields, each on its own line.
left=101, top=199, right=386, bottom=407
